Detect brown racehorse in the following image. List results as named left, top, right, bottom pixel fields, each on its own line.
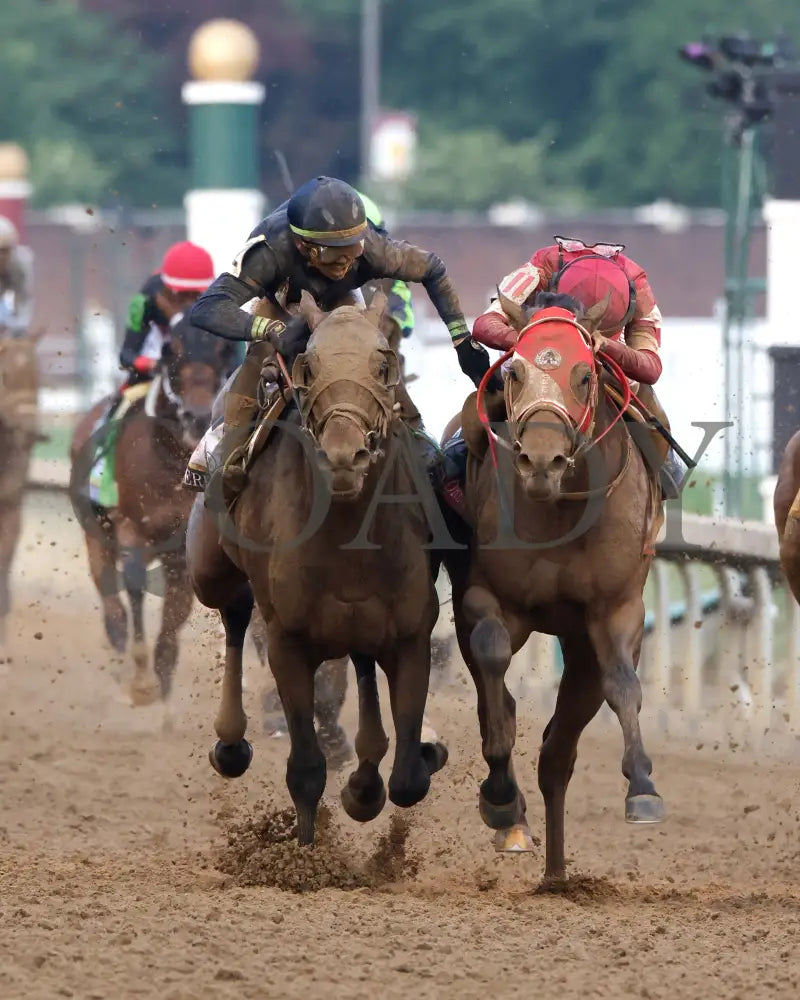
left=70, top=318, right=230, bottom=705
left=774, top=429, right=800, bottom=604
left=0, top=332, right=42, bottom=665
left=186, top=291, right=448, bottom=846
left=254, top=281, right=431, bottom=754
left=442, top=292, right=665, bottom=883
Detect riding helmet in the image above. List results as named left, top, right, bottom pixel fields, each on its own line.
left=287, top=176, right=367, bottom=247
left=160, top=241, right=216, bottom=293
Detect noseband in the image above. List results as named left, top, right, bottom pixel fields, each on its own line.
left=476, top=313, right=634, bottom=500
left=290, top=353, right=399, bottom=461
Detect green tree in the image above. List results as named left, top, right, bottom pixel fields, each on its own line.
left=1, top=0, right=184, bottom=208
left=289, top=0, right=800, bottom=209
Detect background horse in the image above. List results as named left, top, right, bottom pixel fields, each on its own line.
left=0, top=331, right=41, bottom=665
left=774, top=428, right=800, bottom=604
left=187, top=291, right=447, bottom=845
left=70, top=318, right=230, bottom=706
left=443, top=292, right=665, bottom=883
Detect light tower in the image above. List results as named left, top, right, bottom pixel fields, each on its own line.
left=182, top=19, right=266, bottom=276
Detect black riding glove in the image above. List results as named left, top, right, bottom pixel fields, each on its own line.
left=455, top=337, right=503, bottom=392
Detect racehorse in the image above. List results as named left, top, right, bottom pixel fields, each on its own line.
left=442, top=291, right=665, bottom=883
left=774, top=429, right=800, bottom=604
left=0, top=331, right=41, bottom=665
left=187, top=291, right=447, bottom=845
left=70, top=318, right=230, bottom=705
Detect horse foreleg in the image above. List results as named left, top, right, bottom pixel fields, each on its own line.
left=587, top=599, right=665, bottom=824
left=119, top=529, right=159, bottom=707
left=314, top=657, right=353, bottom=769
left=209, top=583, right=254, bottom=779
left=461, top=584, right=527, bottom=836
left=85, top=531, right=127, bottom=655
left=538, top=630, right=605, bottom=883
left=154, top=553, right=194, bottom=702
left=340, top=654, right=388, bottom=822
left=382, top=632, right=446, bottom=810
left=0, top=499, right=23, bottom=668
left=267, top=630, right=325, bottom=846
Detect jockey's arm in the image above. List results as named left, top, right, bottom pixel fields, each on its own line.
left=189, top=238, right=283, bottom=343
left=364, top=234, right=469, bottom=344
left=365, top=234, right=496, bottom=388
left=472, top=249, right=557, bottom=351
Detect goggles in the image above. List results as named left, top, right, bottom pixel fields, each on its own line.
left=555, top=235, right=625, bottom=258
left=307, top=240, right=365, bottom=265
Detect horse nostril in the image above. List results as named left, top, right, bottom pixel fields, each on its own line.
left=550, top=454, right=569, bottom=474
left=353, top=448, right=371, bottom=471
left=516, top=453, right=534, bottom=476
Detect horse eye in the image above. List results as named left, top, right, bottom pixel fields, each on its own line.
left=582, top=372, right=591, bottom=385
left=508, top=367, right=519, bottom=382
left=379, top=360, right=389, bottom=381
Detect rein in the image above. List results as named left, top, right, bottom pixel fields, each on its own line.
left=476, top=318, right=635, bottom=502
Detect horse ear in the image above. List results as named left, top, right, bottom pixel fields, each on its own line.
left=496, top=288, right=526, bottom=332
left=581, top=292, right=611, bottom=333
left=298, top=290, right=325, bottom=331
left=366, top=289, right=388, bottom=328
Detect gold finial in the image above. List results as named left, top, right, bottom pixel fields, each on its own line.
left=188, top=19, right=260, bottom=82
left=0, top=143, right=29, bottom=182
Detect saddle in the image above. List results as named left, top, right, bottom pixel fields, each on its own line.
left=87, top=381, right=153, bottom=509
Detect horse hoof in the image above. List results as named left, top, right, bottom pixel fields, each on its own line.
left=129, top=681, right=161, bottom=707
left=340, top=780, right=387, bottom=823
left=479, top=788, right=525, bottom=830
left=421, top=740, right=449, bottom=775
left=625, top=793, right=665, bottom=824
left=209, top=739, right=253, bottom=779
left=492, top=823, right=536, bottom=853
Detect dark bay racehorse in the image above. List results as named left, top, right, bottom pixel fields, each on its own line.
left=443, top=292, right=665, bottom=883
left=0, top=332, right=42, bottom=665
left=70, top=319, right=230, bottom=704
left=187, top=291, right=447, bottom=845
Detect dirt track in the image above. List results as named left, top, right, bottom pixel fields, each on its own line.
left=2, top=492, right=800, bottom=1000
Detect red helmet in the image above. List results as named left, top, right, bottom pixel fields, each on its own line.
left=160, top=241, right=215, bottom=293
left=551, top=254, right=634, bottom=334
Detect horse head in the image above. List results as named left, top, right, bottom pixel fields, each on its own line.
left=496, top=290, right=599, bottom=501
left=161, top=318, right=229, bottom=448
left=292, top=290, right=400, bottom=500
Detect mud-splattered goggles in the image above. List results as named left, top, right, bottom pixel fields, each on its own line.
left=555, top=235, right=625, bottom=258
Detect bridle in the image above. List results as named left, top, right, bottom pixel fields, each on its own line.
left=286, top=346, right=400, bottom=462
left=476, top=313, right=634, bottom=501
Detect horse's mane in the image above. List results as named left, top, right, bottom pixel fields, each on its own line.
left=531, top=291, right=585, bottom=318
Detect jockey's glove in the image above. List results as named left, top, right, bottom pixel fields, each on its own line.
left=251, top=316, right=287, bottom=342
left=455, top=336, right=503, bottom=392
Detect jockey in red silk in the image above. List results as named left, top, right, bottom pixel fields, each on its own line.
left=451, top=237, right=682, bottom=503
left=473, top=237, right=663, bottom=386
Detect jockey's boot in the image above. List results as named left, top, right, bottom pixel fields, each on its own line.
left=395, top=382, right=446, bottom=492
left=634, top=384, right=684, bottom=501
left=206, top=342, right=272, bottom=508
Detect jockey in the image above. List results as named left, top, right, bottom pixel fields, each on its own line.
left=188, top=175, right=492, bottom=498
left=118, top=241, right=217, bottom=389
left=0, top=215, right=33, bottom=337
left=471, top=236, right=682, bottom=499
